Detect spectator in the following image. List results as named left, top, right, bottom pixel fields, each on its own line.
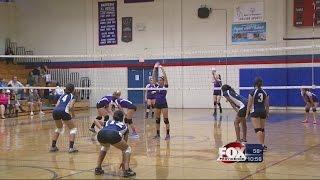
left=26, top=89, right=44, bottom=116
left=27, top=72, right=36, bottom=86
left=0, top=89, right=9, bottom=119
left=5, top=47, right=14, bottom=64
left=0, top=78, right=7, bottom=88
left=32, top=66, right=41, bottom=85
left=7, top=76, right=25, bottom=100
left=8, top=90, right=19, bottom=117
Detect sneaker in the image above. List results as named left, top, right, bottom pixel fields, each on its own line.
left=153, top=134, right=160, bottom=139
left=165, top=134, right=170, bottom=140
left=49, top=146, right=59, bottom=152
left=314, top=120, right=317, bottom=124
left=302, top=120, right=308, bottom=123
left=263, top=145, right=268, bottom=152
left=68, top=147, right=79, bottom=153
left=130, top=132, right=139, bottom=139
left=123, top=169, right=136, bottom=177
left=95, top=167, right=104, bottom=175
left=240, top=139, right=247, bottom=143
left=89, top=128, right=96, bottom=133
left=40, top=111, right=45, bottom=115
left=30, top=112, right=34, bottom=116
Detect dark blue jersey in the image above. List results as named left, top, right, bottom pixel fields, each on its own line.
left=155, top=83, right=168, bottom=105
left=115, top=98, right=134, bottom=109
left=103, top=120, right=128, bottom=137
left=250, top=88, right=268, bottom=112
left=301, top=91, right=318, bottom=103
left=223, top=90, right=247, bottom=109
left=54, top=93, right=75, bottom=114
left=146, top=84, right=156, bottom=99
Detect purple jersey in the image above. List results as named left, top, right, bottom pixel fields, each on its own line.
left=115, top=98, right=137, bottom=110
left=155, top=84, right=168, bottom=105
left=301, top=91, right=318, bottom=103
left=212, top=79, right=222, bottom=91
left=146, top=84, right=156, bottom=99
left=97, top=95, right=113, bottom=107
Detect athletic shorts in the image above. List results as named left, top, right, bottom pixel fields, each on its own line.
left=97, top=129, right=122, bottom=145
left=127, top=104, right=137, bottom=111
left=213, top=90, right=222, bottom=96
left=155, top=103, right=168, bottom=109
left=147, top=95, right=156, bottom=100
left=237, top=107, right=247, bottom=118
left=96, top=103, right=107, bottom=109
left=52, top=110, right=72, bottom=121
left=250, top=111, right=267, bottom=119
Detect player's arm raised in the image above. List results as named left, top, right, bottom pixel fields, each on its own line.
left=152, top=63, right=159, bottom=84
left=159, top=65, right=168, bottom=86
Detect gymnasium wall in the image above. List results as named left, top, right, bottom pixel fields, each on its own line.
left=0, top=3, right=15, bottom=54
left=2, top=0, right=320, bottom=108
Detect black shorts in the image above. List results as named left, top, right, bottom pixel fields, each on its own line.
left=97, top=129, right=122, bottom=145
left=250, top=111, right=267, bottom=119
left=96, top=103, right=107, bottom=109
left=52, top=110, right=72, bottom=121
left=237, top=107, right=247, bottom=118
left=155, top=103, right=168, bottom=109
left=127, top=104, right=137, bottom=111
left=213, top=90, right=221, bottom=96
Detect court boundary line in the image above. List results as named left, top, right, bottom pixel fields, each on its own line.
left=240, top=143, right=320, bottom=179
left=0, top=165, right=58, bottom=179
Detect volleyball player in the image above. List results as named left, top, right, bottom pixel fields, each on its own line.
left=89, top=91, right=121, bottom=132
left=221, top=84, right=247, bottom=142
left=301, top=88, right=318, bottom=124
left=145, top=78, right=156, bottom=119
left=115, top=97, right=139, bottom=138
left=212, top=70, right=222, bottom=115
left=153, top=62, right=170, bottom=140
left=50, top=83, right=78, bottom=153
left=246, top=78, right=269, bottom=151
left=94, top=110, right=136, bottom=177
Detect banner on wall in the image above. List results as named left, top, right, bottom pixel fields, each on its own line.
left=293, top=0, right=320, bottom=27
left=122, top=17, right=133, bottom=43
left=124, top=0, right=154, bottom=3
left=98, top=1, right=117, bottom=46
left=232, top=22, right=266, bottom=43
left=233, top=2, right=264, bottom=23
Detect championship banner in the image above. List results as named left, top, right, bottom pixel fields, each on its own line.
left=98, top=1, right=117, bottom=46
left=122, top=17, right=133, bottom=43
left=124, top=0, right=154, bottom=3
left=293, top=0, right=320, bottom=26
left=233, top=2, right=264, bottom=23
left=232, top=22, right=266, bottom=43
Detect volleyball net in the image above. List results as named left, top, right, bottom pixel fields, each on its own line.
left=0, top=43, right=320, bottom=109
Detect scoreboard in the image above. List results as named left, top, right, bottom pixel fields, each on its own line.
left=294, top=0, right=320, bottom=26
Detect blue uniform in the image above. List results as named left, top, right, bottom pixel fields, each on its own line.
left=301, top=91, right=318, bottom=103
left=249, top=88, right=268, bottom=118
left=146, top=84, right=156, bottom=99
left=97, top=120, right=128, bottom=144
left=223, top=90, right=247, bottom=117
left=115, top=98, right=137, bottom=111
left=52, top=93, right=75, bottom=121
left=155, top=83, right=168, bottom=109
left=213, top=79, right=222, bottom=96
left=96, top=95, right=114, bottom=109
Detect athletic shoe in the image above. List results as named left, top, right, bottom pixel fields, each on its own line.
left=153, top=134, right=160, bottom=139
left=130, top=132, right=139, bottom=139
left=49, top=146, right=59, bottom=152
left=263, top=145, right=268, bottom=152
left=89, top=128, right=96, bottom=133
left=302, top=120, right=308, bottom=123
left=39, top=111, right=45, bottom=115
left=240, top=139, right=247, bottom=143
left=123, top=169, right=136, bottom=177
left=68, top=147, right=79, bottom=153
left=165, top=134, right=170, bottom=140
left=30, top=112, right=34, bottom=116
left=95, top=167, right=104, bottom=175
left=314, top=120, right=317, bottom=124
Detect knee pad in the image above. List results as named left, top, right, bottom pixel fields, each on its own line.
left=156, top=118, right=160, bottom=124
left=254, top=128, right=263, bottom=133
left=96, top=116, right=102, bottom=120
left=164, top=118, right=169, bottom=124
left=217, top=103, right=221, bottom=106
left=313, top=107, right=317, bottom=112
left=124, top=118, right=133, bottom=125
left=124, top=146, right=131, bottom=155
left=100, top=145, right=110, bottom=152
left=70, top=128, right=77, bottom=135
left=214, top=102, right=217, bottom=106
left=55, top=128, right=63, bottom=134
left=305, top=107, right=310, bottom=113
left=261, top=128, right=265, bottom=132
left=104, top=115, right=109, bottom=122
left=147, top=105, right=151, bottom=109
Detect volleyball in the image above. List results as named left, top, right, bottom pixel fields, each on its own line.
left=211, top=67, right=216, bottom=74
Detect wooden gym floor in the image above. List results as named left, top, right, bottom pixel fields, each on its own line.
left=0, top=108, right=320, bottom=179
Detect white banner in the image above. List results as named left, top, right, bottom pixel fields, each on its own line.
left=233, top=2, right=264, bottom=23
